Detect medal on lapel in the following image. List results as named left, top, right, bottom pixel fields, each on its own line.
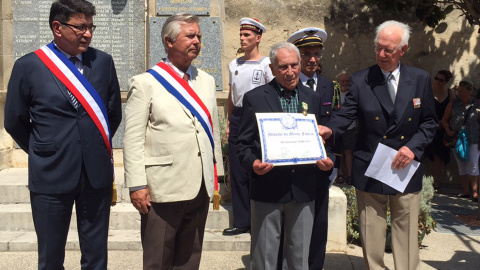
left=413, top=98, right=421, bottom=108
left=302, top=102, right=308, bottom=116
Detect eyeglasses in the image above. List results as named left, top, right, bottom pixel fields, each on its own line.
left=60, top=22, right=96, bottom=34
left=374, top=46, right=398, bottom=55
left=434, top=77, right=446, bottom=83
left=301, top=53, right=322, bottom=59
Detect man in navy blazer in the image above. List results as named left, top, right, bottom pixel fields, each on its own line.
left=320, top=21, right=437, bottom=270
left=4, top=0, right=121, bottom=269
left=237, top=42, right=334, bottom=270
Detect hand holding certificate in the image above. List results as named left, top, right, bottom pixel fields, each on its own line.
left=256, top=113, right=327, bottom=166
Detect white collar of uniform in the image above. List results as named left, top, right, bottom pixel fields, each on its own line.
left=381, top=62, right=401, bottom=82
left=164, top=58, right=192, bottom=81
left=299, top=72, right=317, bottom=85
left=54, top=42, right=83, bottom=62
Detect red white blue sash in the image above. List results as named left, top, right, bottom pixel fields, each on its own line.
left=34, top=43, right=112, bottom=157
left=147, top=62, right=215, bottom=150
left=147, top=62, right=218, bottom=190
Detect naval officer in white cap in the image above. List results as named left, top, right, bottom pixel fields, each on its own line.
left=223, top=18, right=274, bottom=236
left=288, top=27, right=337, bottom=270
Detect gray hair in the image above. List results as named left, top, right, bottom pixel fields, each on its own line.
left=161, top=13, right=200, bottom=53
left=374, top=20, right=411, bottom=48
left=269, top=42, right=300, bottom=66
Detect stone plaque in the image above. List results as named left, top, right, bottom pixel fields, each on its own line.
left=156, top=0, right=210, bottom=16
left=13, top=0, right=145, bottom=93
left=149, top=17, right=223, bottom=91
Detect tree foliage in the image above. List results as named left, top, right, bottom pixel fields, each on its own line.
left=365, top=0, right=480, bottom=32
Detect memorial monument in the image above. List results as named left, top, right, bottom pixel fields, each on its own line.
left=8, top=0, right=226, bottom=149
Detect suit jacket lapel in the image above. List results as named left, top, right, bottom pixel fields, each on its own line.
left=315, top=75, right=326, bottom=98
left=392, top=66, right=414, bottom=124
left=44, top=60, right=79, bottom=110
left=48, top=70, right=74, bottom=106
left=264, top=80, right=283, bottom=112
left=82, top=49, right=92, bottom=81
left=368, top=65, right=394, bottom=116
left=48, top=45, right=72, bottom=104
left=297, top=86, right=310, bottom=113
left=179, top=67, right=196, bottom=119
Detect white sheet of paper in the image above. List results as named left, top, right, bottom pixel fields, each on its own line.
left=364, top=143, right=420, bottom=192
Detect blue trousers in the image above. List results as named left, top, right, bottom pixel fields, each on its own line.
left=30, top=169, right=112, bottom=270
left=228, top=107, right=251, bottom=228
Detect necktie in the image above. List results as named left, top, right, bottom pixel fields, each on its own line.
left=306, top=78, right=315, bottom=89
left=68, top=56, right=79, bottom=108
left=387, top=73, right=396, bottom=103
left=183, top=72, right=189, bottom=82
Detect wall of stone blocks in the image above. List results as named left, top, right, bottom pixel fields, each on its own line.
left=223, top=0, right=479, bottom=87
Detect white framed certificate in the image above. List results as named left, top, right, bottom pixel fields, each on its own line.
left=256, top=113, right=327, bottom=166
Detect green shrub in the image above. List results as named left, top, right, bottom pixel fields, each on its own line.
left=342, top=186, right=361, bottom=245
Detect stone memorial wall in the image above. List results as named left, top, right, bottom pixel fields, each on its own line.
left=13, top=0, right=145, bottom=93
left=149, top=17, right=223, bottom=91
left=5, top=0, right=225, bottom=153
left=12, top=0, right=145, bottom=148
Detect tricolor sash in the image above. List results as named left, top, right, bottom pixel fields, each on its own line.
left=147, top=62, right=218, bottom=191
left=34, top=43, right=113, bottom=158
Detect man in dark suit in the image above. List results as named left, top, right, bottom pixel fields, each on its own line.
left=287, top=27, right=337, bottom=270
left=319, top=21, right=437, bottom=270
left=237, top=42, right=334, bottom=270
left=4, top=0, right=122, bottom=269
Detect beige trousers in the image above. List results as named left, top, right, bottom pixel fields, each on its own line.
left=356, top=189, right=421, bottom=270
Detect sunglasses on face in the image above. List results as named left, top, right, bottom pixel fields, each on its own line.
left=434, top=77, right=445, bottom=83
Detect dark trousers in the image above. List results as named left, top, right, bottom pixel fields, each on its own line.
left=228, top=107, right=251, bottom=228
left=30, top=168, right=112, bottom=270
left=141, top=182, right=210, bottom=270
left=308, top=181, right=330, bottom=270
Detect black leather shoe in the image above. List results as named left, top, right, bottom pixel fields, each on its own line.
left=222, top=227, right=250, bottom=236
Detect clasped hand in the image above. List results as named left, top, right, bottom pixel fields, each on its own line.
left=130, top=187, right=151, bottom=214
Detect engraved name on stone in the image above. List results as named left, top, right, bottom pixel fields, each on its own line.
left=156, top=0, right=210, bottom=16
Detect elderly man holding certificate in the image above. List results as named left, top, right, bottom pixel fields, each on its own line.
left=236, top=42, right=334, bottom=270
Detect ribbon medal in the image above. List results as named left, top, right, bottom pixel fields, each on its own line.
left=413, top=98, right=421, bottom=108
left=302, top=102, right=308, bottom=116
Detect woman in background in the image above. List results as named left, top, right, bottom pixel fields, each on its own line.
left=442, top=81, right=479, bottom=202
left=427, top=70, right=453, bottom=190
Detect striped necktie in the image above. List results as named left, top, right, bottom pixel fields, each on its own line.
left=306, top=78, right=315, bottom=89
left=67, top=56, right=79, bottom=108
left=387, top=73, right=396, bottom=103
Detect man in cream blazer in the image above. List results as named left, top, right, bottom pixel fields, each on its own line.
left=123, top=14, right=221, bottom=269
